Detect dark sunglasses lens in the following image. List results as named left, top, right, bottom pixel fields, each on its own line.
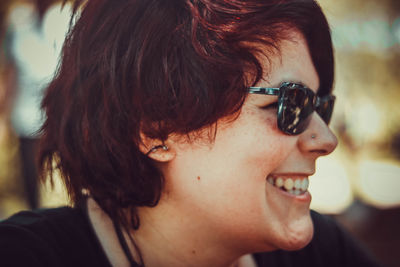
left=316, top=97, right=335, bottom=124
left=278, top=87, right=314, bottom=135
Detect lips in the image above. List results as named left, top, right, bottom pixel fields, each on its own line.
left=267, top=175, right=309, bottom=196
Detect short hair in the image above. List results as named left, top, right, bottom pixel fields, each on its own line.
left=39, top=0, right=334, bottom=228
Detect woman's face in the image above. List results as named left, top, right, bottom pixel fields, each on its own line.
left=162, top=30, right=338, bottom=253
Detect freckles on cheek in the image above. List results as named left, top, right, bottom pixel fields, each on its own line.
left=261, top=134, right=293, bottom=172
left=265, top=116, right=279, bottom=134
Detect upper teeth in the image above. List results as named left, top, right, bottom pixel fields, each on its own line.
left=267, top=176, right=309, bottom=193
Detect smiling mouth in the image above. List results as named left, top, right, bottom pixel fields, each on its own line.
left=266, top=175, right=309, bottom=196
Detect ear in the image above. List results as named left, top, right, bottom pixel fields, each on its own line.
left=139, top=133, right=176, bottom=162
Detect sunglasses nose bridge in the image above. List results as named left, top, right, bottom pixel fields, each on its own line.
left=313, top=96, right=320, bottom=108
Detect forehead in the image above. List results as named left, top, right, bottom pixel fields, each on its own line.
left=256, top=30, right=319, bottom=93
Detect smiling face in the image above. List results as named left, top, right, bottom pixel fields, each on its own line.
left=153, top=30, right=338, bottom=255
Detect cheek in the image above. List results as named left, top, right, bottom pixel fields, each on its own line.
left=265, top=115, right=276, bottom=131
left=249, top=122, right=293, bottom=173
left=165, top=107, right=295, bottom=209
left=209, top=110, right=296, bottom=191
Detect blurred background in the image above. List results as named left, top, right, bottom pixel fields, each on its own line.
left=0, top=0, right=399, bottom=266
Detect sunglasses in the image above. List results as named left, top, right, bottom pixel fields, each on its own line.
left=248, top=82, right=335, bottom=135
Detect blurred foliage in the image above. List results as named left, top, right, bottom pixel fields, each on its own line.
left=0, top=120, right=27, bottom=217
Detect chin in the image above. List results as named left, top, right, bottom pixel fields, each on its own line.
left=279, top=220, right=314, bottom=251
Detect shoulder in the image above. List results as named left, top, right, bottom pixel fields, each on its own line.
left=0, top=206, right=84, bottom=243
left=0, top=206, right=81, bottom=232
left=0, top=207, right=76, bottom=266
left=0, top=206, right=111, bottom=267
left=254, top=210, right=382, bottom=267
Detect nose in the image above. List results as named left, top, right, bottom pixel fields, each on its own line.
left=297, top=113, right=338, bottom=156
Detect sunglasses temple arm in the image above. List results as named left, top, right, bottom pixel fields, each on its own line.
left=248, top=87, right=280, bottom=95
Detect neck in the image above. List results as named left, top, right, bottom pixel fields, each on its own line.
left=131, top=200, right=255, bottom=267
left=87, top=197, right=257, bottom=267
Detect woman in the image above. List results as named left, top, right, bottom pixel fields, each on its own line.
left=0, top=0, right=380, bottom=266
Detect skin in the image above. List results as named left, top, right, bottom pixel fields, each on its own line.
left=88, top=30, right=338, bottom=267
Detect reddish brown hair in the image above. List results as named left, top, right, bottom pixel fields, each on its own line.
left=39, top=0, right=334, bottom=228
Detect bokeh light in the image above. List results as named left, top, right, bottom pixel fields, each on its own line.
left=358, top=160, right=400, bottom=208
left=309, top=155, right=353, bottom=214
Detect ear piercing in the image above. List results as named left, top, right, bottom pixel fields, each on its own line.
left=311, top=134, right=316, bottom=139
left=146, top=144, right=169, bottom=155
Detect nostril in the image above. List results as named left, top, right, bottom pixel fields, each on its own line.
left=310, top=149, right=329, bottom=155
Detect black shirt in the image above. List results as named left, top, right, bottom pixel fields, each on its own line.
left=0, top=205, right=381, bottom=267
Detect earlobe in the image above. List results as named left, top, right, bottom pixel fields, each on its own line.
left=139, top=133, right=176, bottom=162
left=146, top=144, right=176, bottom=162
left=146, top=144, right=169, bottom=156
